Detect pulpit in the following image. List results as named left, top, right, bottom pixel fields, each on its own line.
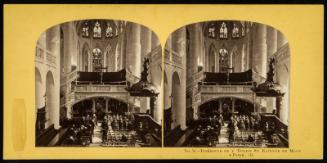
left=252, top=58, right=285, bottom=117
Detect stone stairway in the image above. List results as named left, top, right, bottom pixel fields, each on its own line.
left=216, top=122, right=229, bottom=146
left=90, top=122, right=103, bottom=146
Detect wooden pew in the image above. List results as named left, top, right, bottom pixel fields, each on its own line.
left=36, top=124, right=58, bottom=146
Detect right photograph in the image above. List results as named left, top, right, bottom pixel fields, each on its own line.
left=163, top=21, right=290, bottom=147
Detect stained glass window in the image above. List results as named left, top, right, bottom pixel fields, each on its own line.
left=92, top=48, right=102, bottom=71
left=93, top=21, right=102, bottom=38
left=219, top=48, right=229, bottom=72
left=219, top=22, right=228, bottom=39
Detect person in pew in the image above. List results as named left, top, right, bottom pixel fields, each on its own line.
left=228, top=127, right=235, bottom=143
left=62, top=135, right=77, bottom=145
left=247, top=134, right=255, bottom=142
left=118, top=120, right=122, bottom=130
left=121, top=134, right=128, bottom=142
left=92, top=113, right=97, bottom=126
left=191, top=136, right=202, bottom=146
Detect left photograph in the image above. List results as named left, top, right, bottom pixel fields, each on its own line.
left=35, top=20, right=163, bottom=147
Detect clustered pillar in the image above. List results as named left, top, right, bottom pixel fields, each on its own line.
left=265, top=27, right=278, bottom=113
left=46, top=26, right=61, bottom=129
left=172, top=27, right=187, bottom=130
left=151, top=32, right=162, bottom=124
left=126, top=23, right=142, bottom=111
left=140, top=27, right=152, bottom=115
left=252, top=24, right=268, bottom=80
left=188, top=24, right=202, bottom=120
left=126, top=23, right=141, bottom=78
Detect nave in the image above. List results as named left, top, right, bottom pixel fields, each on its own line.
left=165, top=98, right=288, bottom=147
left=36, top=97, right=161, bottom=147
left=185, top=111, right=288, bottom=147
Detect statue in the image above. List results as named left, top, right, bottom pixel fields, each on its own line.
left=105, top=22, right=114, bottom=38
left=220, top=22, right=228, bottom=38
left=82, top=22, right=89, bottom=37
left=141, top=57, right=150, bottom=82
left=232, top=23, right=239, bottom=38
left=252, top=57, right=284, bottom=97
left=266, top=57, right=276, bottom=84
left=93, top=21, right=102, bottom=38
left=208, top=23, right=216, bottom=38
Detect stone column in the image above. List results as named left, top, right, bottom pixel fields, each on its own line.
left=105, top=99, right=109, bottom=113
left=46, top=25, right=61, bottom=129
left=119, top=22, right=126, bottom=70
left=88, top=51, right=92, bottom=72
left=92, top=99, right=96, bottom=113
left=124, top=23, right=142, bottom=113
left=62, top=22, right=75, bottom=74
left=219, top=99, right=223, bottom=114
left=241, top=44, right=246, bottom=72
left=276, top=96, right=282, bottom=118
left=267, top=29, right=278, bottom=110
left=150, top=96, right=157, bottom=118
left=253, top=24, right=268, bottom=79
left=172, top=27, right=187, bottom=130
left=231, top=98, right=235, bottom=113
left=277, top=31, right=287, bottom=49
left=140, top=27, right=152, bottom=114
left=267, top=27, right=278, bottom=58
left=66, top=104, right=72, bottom=119
left=188, top=24, right=202, bottom=75
left=126, top=22, right=141, bottom=78
left=115, top=41, right=120, bottom=71
left=280, top=79, right=289, bottom=124
left=215, top=52, right=219, bottom=72
left=188, top=24, right=202, bottom=121
left=164, top=77, right=171, bottom=110
left=228, top=52, right=233, bottom=73
left=154, top=83, right=163, bottom=124
left=246, top=37, right=251, bottom=70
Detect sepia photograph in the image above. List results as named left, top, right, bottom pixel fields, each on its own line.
left=164, top=21, right=290, bottom=147
left=35, top=19, right=163, bottom=147
left=3, top=4, right=324, bottom=159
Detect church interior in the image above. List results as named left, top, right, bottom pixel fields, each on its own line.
left=164, top=21, right=290, bottom=147
left=35, top=20, right=163, bottom=147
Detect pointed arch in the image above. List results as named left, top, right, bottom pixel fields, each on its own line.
left=208, top=43, right=217, bottom=72
left=45, top=71, right=55, bottom=127
left=35, top=67, right=43, bottom=110
left=81, top=42, right=90, bottom=71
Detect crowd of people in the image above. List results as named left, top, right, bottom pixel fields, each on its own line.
left=101, top=113, right=139, bottom=146
left=227, top=114, right=261, bottom=143
left=61, top=115, right=95, bottom=146
left=189, top=113, right=263, bottom=147
left=189, top=114, right=224, bottom=147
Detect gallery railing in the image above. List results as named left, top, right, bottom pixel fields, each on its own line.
left=35, top=45, right=56, bottom=66
left=74, top=84, right=127, bottom=92
left=146, top=45, right=162, bottom=65
left=260, top=113, right=289, bottom=146
left=61, top=69, right=78, bottom=87
left=199, top=85, right=253, bottom=94
left=164, top=48, right=183, bottom=67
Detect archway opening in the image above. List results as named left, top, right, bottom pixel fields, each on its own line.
left=72, top=97, right=128, bottom=121
left=81, top=43, right=90, bottom=71
left=199, top=97, right=254, bottom=120
left=35, top=68, right=43, bottom=110
left=45, top=71, right=55, bottom=128
left=171, top=72, right=181, bottom=130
